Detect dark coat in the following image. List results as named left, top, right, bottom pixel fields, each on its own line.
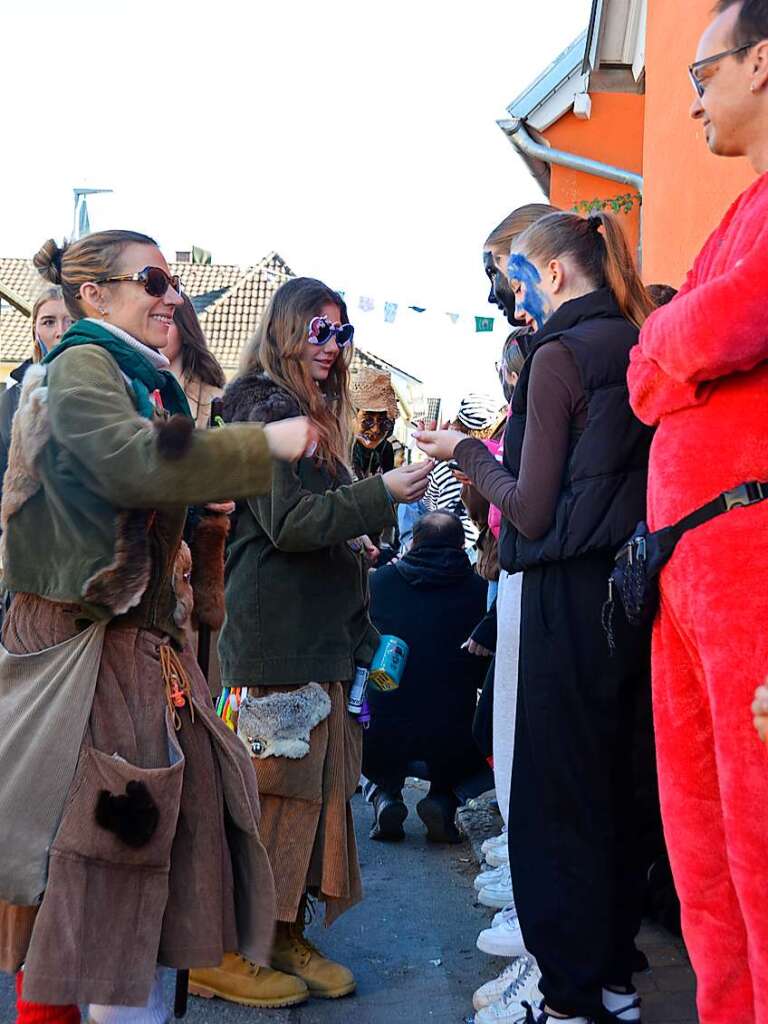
left=500, top=289, right=653, bottom=573
left=363, top=544, right=488, bottom=781
left=218, top=372, right=396, bottom=686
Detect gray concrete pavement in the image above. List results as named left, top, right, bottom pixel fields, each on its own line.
left=0, top=779, right=699, bottom=1023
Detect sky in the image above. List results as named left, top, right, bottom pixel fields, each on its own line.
left=1, top=0, right=593, bottom=409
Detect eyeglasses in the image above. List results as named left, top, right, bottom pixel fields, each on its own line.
left=307, top=315, right=355, bottom=348
left=688, top=41, right=757, bottom=97
left=94, top=266, right=183, bottom=298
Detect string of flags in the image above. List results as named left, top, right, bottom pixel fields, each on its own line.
left=258, top=269, right=496, bottom=333
left=339, top=292, right=495, bottom=333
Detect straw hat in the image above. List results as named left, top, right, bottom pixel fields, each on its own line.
left=350, top=367, right=399, bottom=420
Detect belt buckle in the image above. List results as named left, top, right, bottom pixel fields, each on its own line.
left=723, top=482, right=764, bottom=511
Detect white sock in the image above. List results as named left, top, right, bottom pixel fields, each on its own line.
left=602, top=985, right=641, bottom=1021
left=88, top=969, right=169, bottom=1024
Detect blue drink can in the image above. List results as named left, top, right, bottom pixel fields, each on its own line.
left=368, top=635, right=409, bottom=692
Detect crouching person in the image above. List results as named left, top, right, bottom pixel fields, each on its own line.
left=363, top=511, right=491, bottom=842
left=0, top=230, right=313, bottom=1023
left=193, top=277, right=432, bottom=1007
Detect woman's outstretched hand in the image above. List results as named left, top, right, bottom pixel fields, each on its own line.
left=413, top=429, right=466, bottom=462
left=263, top=417, right=317, bottom=462
left=382, top=460, right=434, bottom=503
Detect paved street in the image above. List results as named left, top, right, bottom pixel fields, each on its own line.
left=0, top=780, right=697, bottom=1023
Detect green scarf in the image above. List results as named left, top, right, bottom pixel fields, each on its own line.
left=43, top=318, right=191, bottom=419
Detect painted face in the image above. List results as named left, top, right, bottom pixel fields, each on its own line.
left=301, top=301, right=342, bottom=383
left=34, top=299, right=72, bottom=354
left=507, top=252, right=552, bottom=329
left=354, top=409, right=394, bottom=449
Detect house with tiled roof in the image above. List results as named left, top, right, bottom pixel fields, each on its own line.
left=0, top=251, right=423, bottom=440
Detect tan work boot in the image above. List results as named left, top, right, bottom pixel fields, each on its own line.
left=271, top=920, right=356, bottom=999
left=189, top=951, right=309, bottom=1008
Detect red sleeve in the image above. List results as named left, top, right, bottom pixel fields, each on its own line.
left=640, top=199, right=768, bottom=384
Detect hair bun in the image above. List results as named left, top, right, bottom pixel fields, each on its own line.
left=32, top=238, right=66, bottom=284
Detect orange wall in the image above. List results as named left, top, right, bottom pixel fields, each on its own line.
left=546, top=92, right=645, bottom=256
left=642, top=0, right=755, bottom=285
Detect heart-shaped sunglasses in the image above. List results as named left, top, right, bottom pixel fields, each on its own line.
left=307, top=315, right=355, bottom=348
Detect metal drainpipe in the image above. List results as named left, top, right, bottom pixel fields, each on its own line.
left=497, top=118, right=644, bottom=265
left=498, top=118, right=643, bottom=192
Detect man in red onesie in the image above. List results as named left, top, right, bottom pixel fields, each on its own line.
left=628, top=3, right=768, bottom=1021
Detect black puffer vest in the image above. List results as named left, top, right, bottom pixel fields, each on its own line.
left=499, top=288, right=653, bottom=573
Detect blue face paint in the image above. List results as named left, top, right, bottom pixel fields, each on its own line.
left=507, top=252, right=550, bottom=328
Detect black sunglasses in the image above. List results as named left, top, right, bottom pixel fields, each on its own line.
left=688, top=41, right=757, bottom=98
left=95, top=265, right=182, bottom=298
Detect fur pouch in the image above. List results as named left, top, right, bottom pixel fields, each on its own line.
left=237, top=683, right=332, bottom=760
left=95, top=780, right=160, bottom=848
left=190, top=514, right=230, bottom=629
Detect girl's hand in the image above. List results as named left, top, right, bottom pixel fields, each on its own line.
left=206, top=501, right=236, bottom=515
left=361, top=535, right=380, bottom=565
left=382, top=460, right=434, bottom=503
left=263, top=417, right=317, bottom=462
left=413, top=429, right=466, bottom=462
left=461, top=637, right=493, bottom=657
left=752, top=683, right=768, bottom=742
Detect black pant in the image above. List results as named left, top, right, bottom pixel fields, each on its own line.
left=508, top=554, right=651, bottom=1019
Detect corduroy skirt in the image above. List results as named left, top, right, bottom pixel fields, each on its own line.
left=249, top=681, right=363, bottom=927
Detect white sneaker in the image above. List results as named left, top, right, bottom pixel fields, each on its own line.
left=602, top=987, right=641, bottom=1022
left=485, top=841, right=510, bottom=868
left=492, top=902, right=516, bottom=927
left=473, top=956, right=540, bottom=1011
left=477, top=905, right=526, bottom=957
left=481, top=831, right=507, bottom=856
left=474, top=955, right=542, bottom=1021
left=478, top=864, right=514, bottom=908
left=474, top=863, right=509, bottom=891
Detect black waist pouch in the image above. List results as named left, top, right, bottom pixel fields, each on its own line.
left=603, top=481, right=768, bottom=648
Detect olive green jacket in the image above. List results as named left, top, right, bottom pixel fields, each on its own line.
left=219, top=372, right=396, bottom=686
left=1, top=345, right=272, bottom=636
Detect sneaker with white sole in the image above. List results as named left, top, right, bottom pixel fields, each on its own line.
left=477, top=906, right=526, bottom=957
left=602, top=987, right=641, bottom=1022
left=473, top=960, right=528, bottom=1011
left=474, top=956, right=542, bottom=1022
left=478, top=865, right=514, bottom=909
left=485, top=841, right=510, bottom=868
left=481, top=831, right=507, bottom=856
left=474, top=863, right=509, bottom=891
left=521, top=1001, right=595, bottom=1023
left=492, top=902, right=516, bottom=927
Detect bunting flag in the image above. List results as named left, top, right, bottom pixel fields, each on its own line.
left=358, top=296, right=375, bottom=312
left=446, top=313, right=460, bottom=324
left=408, top=305, right=426, bottom=313
left=384, top=302, right=398, bottom=324
left=475, top=316, right=495, bottom=333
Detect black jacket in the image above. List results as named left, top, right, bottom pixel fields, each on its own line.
left=499, top=290, right=653, bottom=573
left=366, top=544, right=488, bottom=736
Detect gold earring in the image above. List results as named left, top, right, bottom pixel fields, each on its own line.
left=99, top=307, right=108, bottom=317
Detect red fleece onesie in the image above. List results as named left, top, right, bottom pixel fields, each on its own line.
left=628, top=172, right=768, bottom=1024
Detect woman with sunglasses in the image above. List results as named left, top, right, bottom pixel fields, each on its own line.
left=193, top=277, right=432, bottom=1008
left=0, top=230, right=315, bottom=1024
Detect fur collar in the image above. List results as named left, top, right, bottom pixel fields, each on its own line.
left=221, top=371, right=301, bottom=425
